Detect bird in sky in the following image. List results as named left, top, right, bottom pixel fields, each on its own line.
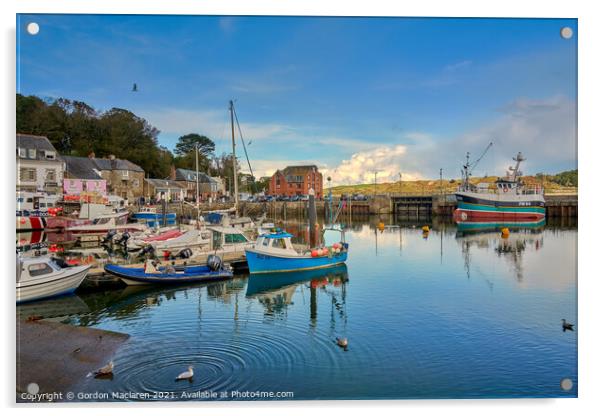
left=132, top=83, right=138, bottom=92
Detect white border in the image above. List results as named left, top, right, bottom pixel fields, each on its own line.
left=3, top=1, right=600, bottom=415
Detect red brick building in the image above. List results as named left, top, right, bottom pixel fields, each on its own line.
left=269, top=165, right=323, bottom=198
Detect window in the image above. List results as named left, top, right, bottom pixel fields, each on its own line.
left=28, top=263, right=54, bottom=277
left=45, top=151, right=56, bottom=160
left=19, top=168, right=36, bottom=182
left=272, top=238, right=287, bottom=249
left=27, top=149, right=36, bottom=159
left=45, top=169, right=56, bottom=182
left=225, top=233, right=249, bottom=244
left=262, top=238, right=269, bottom=247
left=133, top=179, right=140, bottom=187
left=122, top=170, right=129, bottom=177
left=18, top=148, right=27, bottom=158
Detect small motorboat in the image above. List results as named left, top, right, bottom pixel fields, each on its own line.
left=133, top=206, right=177, bottom=227
left=16, top=256, right=91, bottom=303
left=245, top=229, right=348, bottom=274
left=103, top=255, right=233, bottom=286
left=66, top=216, right=146, bottom=235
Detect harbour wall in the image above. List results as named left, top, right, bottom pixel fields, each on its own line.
left=134, top=193, right=578, bottom=220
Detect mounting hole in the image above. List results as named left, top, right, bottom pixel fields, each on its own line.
left=560, top=378, right=573, bottom=391
left=26, top=22, right=40, bottom=35
left=560, top=27, right=573, bottom=40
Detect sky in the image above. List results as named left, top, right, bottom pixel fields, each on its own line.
left=16, top=15, right=577, bottom=185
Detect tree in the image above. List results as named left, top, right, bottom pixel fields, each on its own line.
left=16, top=94, right=175, bottom=178
left=174, top=134, right=215, bottom=157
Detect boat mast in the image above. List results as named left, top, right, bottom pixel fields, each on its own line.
left=508, top=152, right=525, bottom=182
left=229, top=100, right=239, bottom=214
left=195, top=143, right=200, bottom=222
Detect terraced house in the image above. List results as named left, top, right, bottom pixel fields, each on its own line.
left=268, top=165, right=323, bottom=198
left=80, top=153, right=145, bottom=201
left=16, top=133, right=64, bottom=194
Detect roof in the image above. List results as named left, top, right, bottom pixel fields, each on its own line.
left=175, top=168, right=219, bottom=183
left=91, top=157, right=144, bottom=172
left=62, top=156, right=103, bottom=180
left=144, top=178, right=185, bottom=189
left=282, top=165, right=319, bottom=176
left=207, top=226, right=251, bottom=235
left=261, top=231, right=294, bottom=239
left=16, top=134, right=60, bottom=160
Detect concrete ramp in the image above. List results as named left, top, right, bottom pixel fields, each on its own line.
left=16, top=319, right=129, bottom=402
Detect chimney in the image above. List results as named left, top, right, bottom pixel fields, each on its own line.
left=108, top=154, right=116, bottom=160
left=88, top=152, right=95, bottom=159
left=169, top=165, right=176, bottom=180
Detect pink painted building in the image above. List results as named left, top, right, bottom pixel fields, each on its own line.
left=63, top=178, right=107, bottom=196
left=62, top=156, right=108, bottom=196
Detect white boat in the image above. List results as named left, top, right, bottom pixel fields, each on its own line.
left=16, top=256, right=91, bottom=303
left=66, top=216, right=146, bottom=235
left=207, top=226, right=255, bottom=253
left=151, top=228, right=212, bottom=252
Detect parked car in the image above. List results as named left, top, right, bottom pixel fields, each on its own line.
left=352, top=194, right=368, bottom=201
left=299, top=194, right=309, bottom=201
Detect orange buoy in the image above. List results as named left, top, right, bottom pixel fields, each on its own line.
left=311, top=250, right=318, bottom=257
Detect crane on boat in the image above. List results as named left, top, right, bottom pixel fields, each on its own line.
left=460, top=141, right=493, bottom=190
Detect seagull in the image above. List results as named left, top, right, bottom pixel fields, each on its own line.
left=88, top=361, right=114, bottom=378
left=175, top=366, right=194, bottom=381
left=132, top=83, right=138, bottom=92
left=562, top=319, right=574, bottom=332
left=336, top=337, right=348, bottom=349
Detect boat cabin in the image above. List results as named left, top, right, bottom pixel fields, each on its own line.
left=208, top=226, right=252, bottom=250
left=255, top=232, right=297, bottom=254
left=17, top=256, right=62, bottom=283
left=495, top=179, right=520, bottom=193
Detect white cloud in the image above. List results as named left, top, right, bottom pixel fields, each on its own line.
left=321, top=145, right=424, bottom=186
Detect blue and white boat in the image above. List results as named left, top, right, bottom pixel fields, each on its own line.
left=245, top=229, right=348, bottom=274
left=133, top=206, right=177, bottom=228
left=104, top=256, right=232, bottom=286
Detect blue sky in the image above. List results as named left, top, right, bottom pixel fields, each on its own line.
left=16, top=15, right=577, bottom=184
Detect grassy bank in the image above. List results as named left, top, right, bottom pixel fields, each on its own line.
left=328, top=176, right=578, bottom=196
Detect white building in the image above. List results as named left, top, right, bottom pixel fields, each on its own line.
left=16, top=134, right=65, bottom=194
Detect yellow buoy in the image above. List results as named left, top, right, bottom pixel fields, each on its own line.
left=378, top=222, right=385, bottom=230
left=501, top=227, right=510, bottom=238
left=422, top=225, right=430, bottom=233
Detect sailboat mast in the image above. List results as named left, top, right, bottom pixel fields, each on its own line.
left=230, top=100, right=239, bottom=213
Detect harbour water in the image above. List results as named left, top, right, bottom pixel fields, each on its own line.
left=17, top=217, right=577, bottom=400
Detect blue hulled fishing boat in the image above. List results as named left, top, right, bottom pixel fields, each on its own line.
left=104, top=255, right=232, bottom=285
left=245, top=230, right=348, bottom=274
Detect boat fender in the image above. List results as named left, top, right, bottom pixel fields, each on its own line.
left=207, top=254, right=223, bottom=271
left=311, top=250, right=319, bottom=258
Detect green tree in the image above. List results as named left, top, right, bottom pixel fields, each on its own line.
left=174, top=133, right=215, bottom=156
left=16, top=94, right=175, bottom=178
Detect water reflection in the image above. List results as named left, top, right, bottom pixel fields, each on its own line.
left=16, top=216, right=576, bottom=400
left=246, top=265, right=349, bottom=319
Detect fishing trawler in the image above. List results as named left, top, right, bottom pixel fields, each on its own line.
left=454, top=148, right=545, bottom=221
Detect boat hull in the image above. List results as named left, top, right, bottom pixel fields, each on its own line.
left=104, top=264, right=233, bottom=286
left=454, top=192, right=545, bottom=221
left=16, top=216, right=47, bottom=231
left=245, top=248, right=348, bottom=274
left=16, top=265, right=90, bottom=303
left=45, top=216, right=92, bottom=230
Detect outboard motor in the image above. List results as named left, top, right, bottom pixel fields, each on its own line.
left=140, top=244, right=156, bottom=257
left=102, top=229, right=117, bottom=245
left=177, top=248, right=193, bottom=259
left=207, top=254, right=223, bottom=271
left=115, top=231, right=130, bottom=246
